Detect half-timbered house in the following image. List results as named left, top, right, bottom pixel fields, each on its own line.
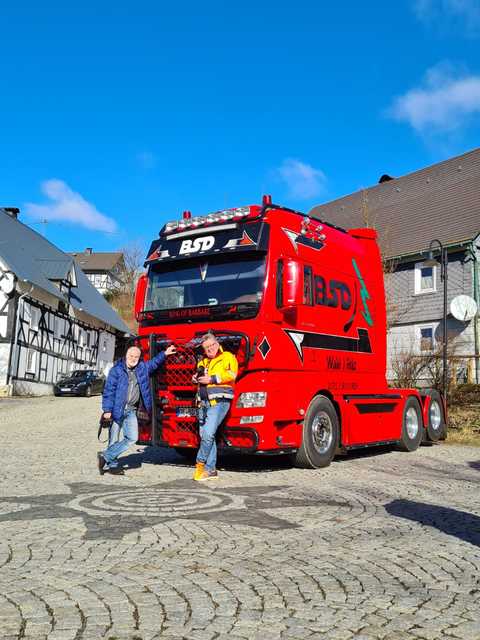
left=0, top=207, right=130, bottom=396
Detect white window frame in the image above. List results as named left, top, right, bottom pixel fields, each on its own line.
left=28, top=305, right=40, bottom=331
left=414, top=262, right=436, bottom=295
left=419, top=324, right=435, bottom=353
left=26, top=348, right=37, bottom=373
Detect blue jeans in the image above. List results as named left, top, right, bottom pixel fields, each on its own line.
left=196, top=401, right=230, bottom=471
left=108, top=421, right=121, bottom=446
left=103, top=410, right=138, bottom=469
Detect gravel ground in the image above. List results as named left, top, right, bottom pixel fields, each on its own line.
left=0, top=396, right=479, bottom=640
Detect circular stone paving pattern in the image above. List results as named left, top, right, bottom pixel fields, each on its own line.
left=68, top=488, right=245, bottom=518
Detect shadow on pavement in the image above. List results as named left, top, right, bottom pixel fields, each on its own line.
left=468, top=460, right=480, bottom=472
left=119, top=447, right=294, bottom=473
left=117, top=442, right=403, bottom=474
left=385, top=499, right=480, bottom=547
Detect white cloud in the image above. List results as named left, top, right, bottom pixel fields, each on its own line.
left=25, top=180, right=117, bottom=233
left=136, top=151, right=157, bottom=169
left=387, top=63, right=480, bottom=133
left=414, top=0, right=480, bottom=34
left=276, top=159, right=327, bottom=200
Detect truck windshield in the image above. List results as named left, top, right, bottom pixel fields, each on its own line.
left=145, top=254, right=266, bottom=311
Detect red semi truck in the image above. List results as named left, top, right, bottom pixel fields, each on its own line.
left=133, top=195, right=446, bottom=468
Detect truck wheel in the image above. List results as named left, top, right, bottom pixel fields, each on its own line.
left=293, top=395, right=339, bottom=469
left=398, top=397, right=423, bottom=452
left=425, top=390, right=446, bottom=442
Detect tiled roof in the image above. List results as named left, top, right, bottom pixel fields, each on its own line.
left=69, top=251, right=123, bottom=272
left=0, top=209, right=130, bottom=334
left=309, top=147, right=480, bottom=258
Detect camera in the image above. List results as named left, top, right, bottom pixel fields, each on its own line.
left=197, top=365, right=206, bottom=378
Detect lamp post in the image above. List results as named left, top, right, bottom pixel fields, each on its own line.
left=424, top=240, right=448, bottom=400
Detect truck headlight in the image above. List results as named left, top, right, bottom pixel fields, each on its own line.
left=236, top=392, right=267, bottom=408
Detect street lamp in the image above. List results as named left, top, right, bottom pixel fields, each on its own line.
left=423, top=240, right=448, bottom=400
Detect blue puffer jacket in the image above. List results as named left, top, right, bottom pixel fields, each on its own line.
left=102, top=352, right=166, bottom=423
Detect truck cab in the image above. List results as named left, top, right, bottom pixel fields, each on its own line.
left=134, top=196, right=446, bottom=468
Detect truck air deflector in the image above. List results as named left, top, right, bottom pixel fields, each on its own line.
left=284, top=328, right=372, bottom=361
left=145, top=221, right=269, bottom=265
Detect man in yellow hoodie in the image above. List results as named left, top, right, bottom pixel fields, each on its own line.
left=192, top=332, right=238, bottom=481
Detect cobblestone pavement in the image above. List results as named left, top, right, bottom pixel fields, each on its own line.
left=0, top=396, right=479, bottom=640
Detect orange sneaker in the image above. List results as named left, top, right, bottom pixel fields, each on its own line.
left=195, top=469, right=219, bottom=482
left=193, top=462, right=205, bottom=481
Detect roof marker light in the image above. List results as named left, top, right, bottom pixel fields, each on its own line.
left=262, top=194, right=272, bottom=205
left=183, top=210, right=192, bottom=219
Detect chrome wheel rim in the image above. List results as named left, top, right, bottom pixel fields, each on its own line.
left=311, top=411, right=333, bottom=454
left=406, top=407, right=419, bottom=440
left=429, top=400, right=442, bottom=431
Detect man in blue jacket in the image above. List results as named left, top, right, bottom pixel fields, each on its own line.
left=98, top=344, right=176, bottom=475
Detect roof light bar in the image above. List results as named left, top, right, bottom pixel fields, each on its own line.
left=163, top=206, right=250, bottom=235
left=166, top=223, right=238, bottom=240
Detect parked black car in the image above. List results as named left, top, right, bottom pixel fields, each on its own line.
left=54, top=370, right=105, bottom=397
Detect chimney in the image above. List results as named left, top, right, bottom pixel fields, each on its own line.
left=3, top=207, right=20, bottom=219
left=378, top=174, right=394, bottom=184
left=85, top=247, right=93, bottom=254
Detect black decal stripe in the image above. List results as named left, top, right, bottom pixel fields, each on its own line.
left=355, top=403, right=397, bottom=414
left=301, top=329, right=371, bottom=353
left=296, top=235, right=325, bottom=251
left=344, top=393, right=402, bottom=400
left=284, top=328, right=372, bottom=359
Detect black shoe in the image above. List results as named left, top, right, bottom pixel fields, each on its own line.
left=107, top=467, right=125, bottom=475
left=97, top=452, right=106, bottom=476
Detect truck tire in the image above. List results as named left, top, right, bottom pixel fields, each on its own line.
left=425, top=389, right=446, bottom=442
left=293, top=395, right=339, bottom=469
left=397, top=396, right=423, bottom=452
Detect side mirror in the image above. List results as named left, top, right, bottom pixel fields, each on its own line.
left=280, top=258, right=303, bottom=309
left=134, top=273, right=148, bottom=320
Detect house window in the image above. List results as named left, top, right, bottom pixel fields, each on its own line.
left=26, top=349, right=37, bottom=373
left=30, top=306, right=40, bottom=331
left=419, top=326, right=434, bottom=352
left=414, top=262, right=436, bottom=294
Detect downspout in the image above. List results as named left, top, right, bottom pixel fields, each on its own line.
left=472, top=242, right=480, bottom=384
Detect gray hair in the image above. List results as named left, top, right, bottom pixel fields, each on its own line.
left=126, top=345, right=141, bottom=355
left=201, top=332, right=217, bottom=344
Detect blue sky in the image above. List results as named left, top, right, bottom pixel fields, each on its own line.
left=1, top=0, right=480, bottom=255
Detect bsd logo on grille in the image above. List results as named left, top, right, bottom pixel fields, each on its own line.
left=179, top=236, right=215, bottom=255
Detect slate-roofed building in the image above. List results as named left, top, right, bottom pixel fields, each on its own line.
left=69, top=248, right=124, bottom=295
left=309, top=147, right=480, bottom=385
left=0, top=208, right=130, bottom=396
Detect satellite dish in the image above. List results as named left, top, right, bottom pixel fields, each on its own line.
left=0, top=271, right=16, bottom=296
left=450, top=295, right=478, bottom=322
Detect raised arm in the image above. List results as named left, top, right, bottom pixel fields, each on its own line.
left=145, top=344, right=176, bottom=374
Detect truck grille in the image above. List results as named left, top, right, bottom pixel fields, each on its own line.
left=158, top=346, right=198, bottom=390
left=146, top=332, right=249, bottom=446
